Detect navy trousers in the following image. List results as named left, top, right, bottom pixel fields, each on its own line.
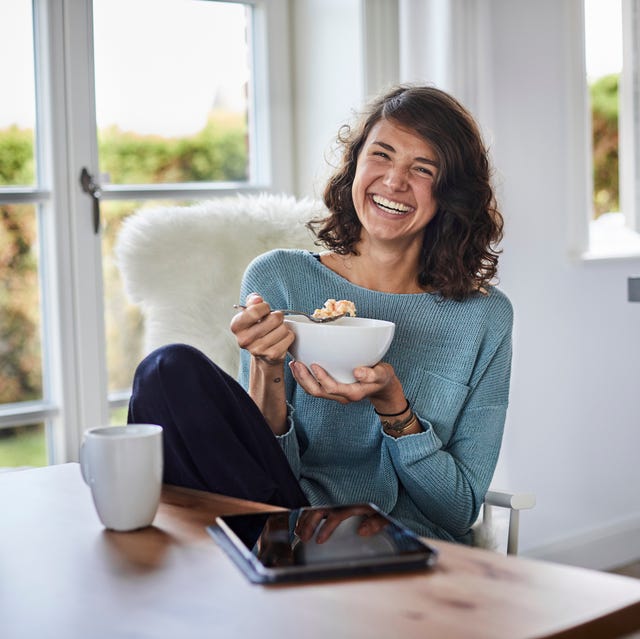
left=127, top=343, right=309, bottom=509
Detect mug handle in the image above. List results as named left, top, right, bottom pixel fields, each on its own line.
left=79, top=439, right=90, bottom=485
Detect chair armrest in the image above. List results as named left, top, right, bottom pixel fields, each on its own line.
left=483, top=489, right=536, bottom=555
left=485, top=489, right=536, bottom=511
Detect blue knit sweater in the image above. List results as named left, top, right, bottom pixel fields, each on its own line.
left=238, top=249, right=513, bottom=543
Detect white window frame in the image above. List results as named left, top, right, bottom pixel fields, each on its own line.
left=575, top=0, right=640, bottom=260
left=620, top=0, right=640, bottom=233
left=0, top=0, right=293, bottom=464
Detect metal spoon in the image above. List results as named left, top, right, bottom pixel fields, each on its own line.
left=233, top=304, right=347, bottom=323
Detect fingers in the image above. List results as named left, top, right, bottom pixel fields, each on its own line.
left=313, top=514, right=347, bottom=543
left=354, top=362, right=396, bottom=386
left=352, top=366, right=378, bottom=384
left=245, top=325, right=294, bottom=364
left=357, top=514, right=389, bottom=537
left=245, top=292, right=263, bottom=307
left=294, top=509, right=328, bottom=542
left=252, top=332, right=295, bottom=365
left=230, top=295, right=271, bottom=333
left=295, top=508, right=351, bottom=543
left=231, top=295, right=294, bottom=363
left=294, top=506, right=389, bottom=544
left=289, top=361, right=394, bottom=404
left=288, top=362, right=350, bottom=404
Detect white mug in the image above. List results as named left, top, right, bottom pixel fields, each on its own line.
left=80, top=424, right=163, bottom=532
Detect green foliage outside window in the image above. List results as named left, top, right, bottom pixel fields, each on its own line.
left=99, top=111, right=247, bottom=184
left=590, top=73, right=619, bottom=218
left=0, top=125, right=34, bottom=186
left=0, top=204, right=42, bottom=404
left=0, top=109, right=248, bottom=410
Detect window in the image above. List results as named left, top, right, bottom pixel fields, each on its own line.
left=92, top=0, right=257, bottom=409
left=0, top=0, right=51, bottom=466
left=0, top=0, right=291, bottom=468
left=93, top=0, right=252, bottom=186
left=584, top=0, right=640, bottom=257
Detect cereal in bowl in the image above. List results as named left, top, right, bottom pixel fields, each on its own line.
left=312, top=299, right=356, bottom=319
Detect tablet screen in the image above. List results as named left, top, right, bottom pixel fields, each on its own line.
left=208, top=503, right=437, bottom=583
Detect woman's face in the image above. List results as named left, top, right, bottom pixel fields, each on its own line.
left=351, top=118, right=440, bottom=246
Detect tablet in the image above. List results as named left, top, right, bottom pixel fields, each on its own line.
left=207, top=502, right=438, bottom=584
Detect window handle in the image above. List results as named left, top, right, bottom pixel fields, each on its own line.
left=79, top=168, right=102, bottom=234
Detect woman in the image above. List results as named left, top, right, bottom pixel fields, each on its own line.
left=128, top=85, right=512, bottom=544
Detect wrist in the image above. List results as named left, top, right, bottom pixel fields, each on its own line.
left=370, top=374, right=407, bottom=414
left=249, top=359, right=287, bottom=435
left=252, top=355, right=286, bottom=372
left=380, top=410, right=414, bottom=434
left=372, top=396, right=411, bottom=419
left=381, top=411, right=423, bottom=438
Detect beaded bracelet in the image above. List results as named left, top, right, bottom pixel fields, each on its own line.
left=373, top=398, right=410, bottom=417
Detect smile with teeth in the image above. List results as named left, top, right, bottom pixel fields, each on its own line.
left=371, top=194, right=413, bottom=215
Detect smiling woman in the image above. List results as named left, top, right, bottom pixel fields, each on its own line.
left=127, top=84, right=513, bottom=547
left=315, top=85, right=502, bottom=301
left=351, top=120, right=440, bottom=249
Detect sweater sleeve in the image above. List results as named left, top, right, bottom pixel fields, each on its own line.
left=383, top=326, right=512, bottom=538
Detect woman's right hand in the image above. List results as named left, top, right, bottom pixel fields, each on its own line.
left=230, top=293, right=295, bottom=365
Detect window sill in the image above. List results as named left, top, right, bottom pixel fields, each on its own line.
left=581, top=213, right=640, bottom=262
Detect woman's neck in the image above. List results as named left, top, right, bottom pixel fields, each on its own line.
left=320, top=243, right=428, bottom=294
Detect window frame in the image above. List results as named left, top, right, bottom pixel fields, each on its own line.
left=620, top=0, right=640, bottom=234
left=578, top=0, right=640, bottom=260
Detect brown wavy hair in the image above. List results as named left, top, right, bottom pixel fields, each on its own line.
left=308, top=85, right=504, bottom=301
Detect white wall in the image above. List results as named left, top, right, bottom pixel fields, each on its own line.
left=482, top=0, right=640, bottom=569
left=289, top=0, right=365, bottom=198
left=289, top=0, right=640, bottom=569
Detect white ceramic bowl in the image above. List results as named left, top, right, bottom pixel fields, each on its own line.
left=285, top=316, right=396, bottom=383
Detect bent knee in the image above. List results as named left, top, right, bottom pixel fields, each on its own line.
left=135, top=343, right=209, bottom=379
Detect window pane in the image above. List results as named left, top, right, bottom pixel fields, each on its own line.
left=0, top=204, right=43, bottom=405
left=102, top=198, right=196, bottom=394
left=110, top=405, right=129, bottom=425
left=102, top=200, right=145, bottom=394
left=585, top=0, right=621, bottom=218
left=93, top=0, right=251, bottom=185
left=0, top=423, right=47, bottom=468
left=0, top=0, right=36, bottom=187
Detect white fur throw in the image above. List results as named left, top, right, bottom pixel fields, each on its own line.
left=115, top=193, right=322, bottom=376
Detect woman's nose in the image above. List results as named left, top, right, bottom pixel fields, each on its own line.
left=382, top=166, right=408, bottom=190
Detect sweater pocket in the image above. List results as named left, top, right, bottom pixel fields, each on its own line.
left=405, top=370, right=470, bottom=446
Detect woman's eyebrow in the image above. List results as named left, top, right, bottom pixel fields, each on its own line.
left=371, top=140, right=440, bottom=168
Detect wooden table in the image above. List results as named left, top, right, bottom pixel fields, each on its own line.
left=2, top=464, right=640, bottom=639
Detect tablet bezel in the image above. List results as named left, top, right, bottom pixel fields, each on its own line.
left=207, top=503, right=438, bottom=584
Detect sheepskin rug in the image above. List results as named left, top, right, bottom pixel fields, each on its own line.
left=115, top=193, right=322, bottom=376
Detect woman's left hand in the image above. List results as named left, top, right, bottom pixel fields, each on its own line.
left=289, top=360, right=401, bottom=405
